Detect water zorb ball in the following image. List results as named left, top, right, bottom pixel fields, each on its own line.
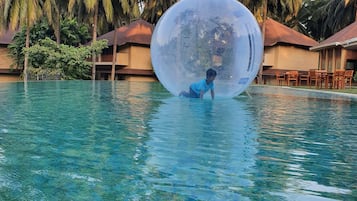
left=151, top=0, right=263, bottom=98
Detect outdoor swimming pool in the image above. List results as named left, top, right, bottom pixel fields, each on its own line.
left=0, top=81, right=356, bottom=200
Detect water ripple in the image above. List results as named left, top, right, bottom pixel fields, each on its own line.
left=0, top=81, right=356, bottom=200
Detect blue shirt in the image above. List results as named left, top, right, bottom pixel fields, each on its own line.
left=190, top=79, right=214, bottom=95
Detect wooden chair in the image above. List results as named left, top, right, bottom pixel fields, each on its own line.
left=332, top=70, right=345, bottom=89
left=286, top=71, right=299, bottom=86
left=315, top=70, right=328, bottom=88
left=344, top=70, right=354, bottom=88
left=275, top=71, right=285, bottom=86
left=299, top=72, right=309, bottom=86
left=308, top=69, right=317, bottom=87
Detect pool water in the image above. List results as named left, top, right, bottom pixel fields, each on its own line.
left=0, top=81, right=356, bottom=200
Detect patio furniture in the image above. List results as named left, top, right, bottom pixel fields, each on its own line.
left=332, top=70, right=345, bottom=89
left=275, top=71, right=285, bottom=86
left=315, top=70, right=328, bottom=88
left=286, top=71, right=299, bottom=86
left=344, top=70, right=354, bottom=88
left=327, top=72, right=334, bottom=89
left=308, top=69, right=317, bottom=87
left=299, top=72, right=309, bottom=86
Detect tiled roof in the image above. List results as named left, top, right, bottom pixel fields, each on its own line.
left=97, top=19, right=153, bottom=46
left=96, top=18, right=320, bottom=49
left=263, top=18, right=318, bottom=47
left=310, top=21, right=357, bottom=50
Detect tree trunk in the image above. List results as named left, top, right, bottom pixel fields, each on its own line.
left=56, top=12, right=61, bottom=44
left=258, top=0, right=268, bottom=85
left=111, top=27, right=118, bottom=80
left=91, top=3, right=99, bottom=80
left=24, top=21, right=31, bottom=82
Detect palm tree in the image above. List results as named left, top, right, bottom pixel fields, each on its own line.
left=43, top=0, right=71, bottom=44
left=121, top=0, right=141, bottom=22
left=140, top=0, right=178, bottom=24
left=68, top=0, right=115, bottom=80
left=240, top=0, right=302, bottom=24
left=110, top=0, right=141, bottom=80
left=1, top=0, right=43, bottom=81
left=68, top=0, right=141, bottom=80
left=298, top=0, right=356, bottom=41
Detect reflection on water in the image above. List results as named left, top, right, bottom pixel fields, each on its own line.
left=249, top=94, right=357, bottom=201
left=0, top=81, right=356, bottom=200
left=144, top=97, right=258, bottom=200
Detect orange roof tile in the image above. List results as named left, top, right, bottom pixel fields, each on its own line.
left=263, top=18, right=318, bottom=48
left=97, top=19, right=153, bottom=46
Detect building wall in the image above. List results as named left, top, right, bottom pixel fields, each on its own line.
left=345, top=49, right=357, bottom=61
left=112, top=45, right=151, bottom=69
left=264, top=45, right=319, bottom=70
left=127, top=45, right=152, bottom=70
left=0, top=46, right=13, bottom=69
left=0, top=46, right=21, bottom=82
left=0, top=75, right=21, bottom=82
left=263, top=47, right=275, bottom=66
left=95, top=45, right=153, bottom=80
left=115, top=47, right=129, bottom=65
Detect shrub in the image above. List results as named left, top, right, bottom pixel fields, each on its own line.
left=24, top=38, right=108, bottom=80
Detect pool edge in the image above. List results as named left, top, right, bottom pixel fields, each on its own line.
left=247, top=85, right=357, bottom=102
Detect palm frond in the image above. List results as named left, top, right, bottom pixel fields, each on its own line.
left=102, top=0, right=113, bottom=22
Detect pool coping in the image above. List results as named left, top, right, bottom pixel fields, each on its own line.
left=247, top=85, right=357, bottom=102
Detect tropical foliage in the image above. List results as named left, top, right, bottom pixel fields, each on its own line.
left=8, top=18, right=91, bottom=70
left=24, top=38, right=108, bottom=80
left=42, top=0, right=70, bottom=44
left=298, top=0, right=356, bottom=41
left=240, top=0, right=302, bottom=26
left=140, top=0, right=178, bottom=24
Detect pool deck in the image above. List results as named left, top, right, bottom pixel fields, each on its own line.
left=248, top=85, right=357, bottom=102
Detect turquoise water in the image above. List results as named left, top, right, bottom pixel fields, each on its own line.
left=0, top=81, right=356, bottom=201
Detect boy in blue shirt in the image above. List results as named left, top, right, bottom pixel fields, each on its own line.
left=179, top=68, right=217, bottom=99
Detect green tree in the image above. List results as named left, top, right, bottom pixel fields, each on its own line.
left=59, top=18, right=91, bottom=46
left=8, top=18, right=91, bottom=70
left=24, top=38, right=108, bottom=80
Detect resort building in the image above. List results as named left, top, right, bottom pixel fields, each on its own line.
left=95, top=18, right=320, bottom=84
left=261, top=18, right=319, bottom=84
left=0, top=30, right=20, bottom=82
left=310, top=20, right=357, bottom=74
left=0, top=19, right=327, bottom=84
left=94, top=19, right=156, bottom=82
